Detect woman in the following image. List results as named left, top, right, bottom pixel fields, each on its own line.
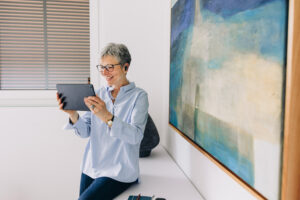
left=56, top=43, right=149, bottom=200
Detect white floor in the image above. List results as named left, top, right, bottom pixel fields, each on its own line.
left=115, top=146, right=205, bottom=200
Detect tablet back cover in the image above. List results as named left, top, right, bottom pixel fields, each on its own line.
left=56, top=84, right=95, bottom=111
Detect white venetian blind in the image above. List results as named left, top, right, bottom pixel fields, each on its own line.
left=0, top=0, right=90, bottom=90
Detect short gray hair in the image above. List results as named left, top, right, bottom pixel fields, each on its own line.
left=100, top=43, right=131, bottom=65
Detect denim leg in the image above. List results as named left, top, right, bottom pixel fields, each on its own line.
left=79, top=173, right=95, bottom=196
left=79, top=176, right=137, bottom=200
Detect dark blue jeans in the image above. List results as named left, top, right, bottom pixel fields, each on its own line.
left=79, top=173, right=137, bottom=200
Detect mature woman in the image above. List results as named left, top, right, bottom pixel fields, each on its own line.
left=56, top=43, right=149, bottom=200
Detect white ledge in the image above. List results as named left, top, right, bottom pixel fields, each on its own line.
left=0, top=90, right=58, bottom=107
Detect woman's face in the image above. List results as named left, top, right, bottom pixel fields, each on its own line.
left=100, top=55, right=127, bottom=87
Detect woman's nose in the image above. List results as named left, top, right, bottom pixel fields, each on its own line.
left=101, top=69, right=109, bottom=75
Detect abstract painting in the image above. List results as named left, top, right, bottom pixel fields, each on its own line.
left=169, top=0, right=288, bottom=199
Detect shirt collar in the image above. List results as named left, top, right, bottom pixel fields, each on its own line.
left=106, top=82, right=135, bottom=99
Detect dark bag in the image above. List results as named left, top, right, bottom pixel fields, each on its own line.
left=139, top=114, right=160, bottom=157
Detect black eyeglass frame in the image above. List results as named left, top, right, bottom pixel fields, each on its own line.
left=96, top=63, right=122, bottom=72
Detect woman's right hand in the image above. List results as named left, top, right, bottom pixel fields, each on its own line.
left=56, top=92, right=77, bottom=116
left=56, top=92, right=79, bottom=124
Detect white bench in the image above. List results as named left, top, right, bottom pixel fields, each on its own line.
left=115, top=146, right=204, bottom=200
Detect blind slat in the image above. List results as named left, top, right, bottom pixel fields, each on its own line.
left=47, top=18, right=88, bottom=23
left=46, top=7, right=89, bottom=12
left=47, top=12, right=89, bottom=17
left=0, top=3, right=42, bottom=8
left=0, top=6, right=43, bottom=11
left=0, top=16, right=44, bottom=21
left=47, top=15, right=89, bottom=19
left=0, top=37, right=44, bottom=40
left=47, top=1, right=88, bottom=7
left=47, top=31, right=89, bottom=35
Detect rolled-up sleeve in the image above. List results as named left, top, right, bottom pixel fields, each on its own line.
left=110, top=92, right=149, bottom=144
left=63, top=111, right=92, bottom=138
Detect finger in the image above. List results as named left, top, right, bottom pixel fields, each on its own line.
left=84, top=98, right=102, bottom=112
left=84, top=97, right=93, bottom=106
left=84, top=101, right=91, bottom=108
left=84, top=99, right=92, bottom=108
left=88, top=99, right=100, bottom=105
left=56, top=93, right=61, bottom=103
left=84, top=97, right=97, bottom=104
left=57, top=98, right=62, bottom=107
left=88, top=96, right=103, bottom=103
left=84, top=98, right=93, bottom=105
left=59, top=97, right=65, bottom=105
left=86, top=96, right=97, bottom=102
left=85, top=97, right=100, bottom=105
left=90, top=104, right=96, bottom=110
left=59, top=103, right=64, bottom=110
left=56, top=92, right=63, bottom=101
left=88, top=104, right=95, bottom=112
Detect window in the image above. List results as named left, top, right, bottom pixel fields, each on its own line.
left=0, top=0, right=90, bottom=90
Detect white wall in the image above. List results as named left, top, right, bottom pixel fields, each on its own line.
left=95, top=0, right=171, bottom=137
left=0, top=107, right=86, bottom=200
left=96, top=0, right=257, bottom=199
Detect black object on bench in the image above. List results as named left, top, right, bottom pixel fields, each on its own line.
left=139, top=114, right=160, bottom=157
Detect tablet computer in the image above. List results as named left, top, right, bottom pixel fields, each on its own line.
left=56, top=84, right=96, bottom=111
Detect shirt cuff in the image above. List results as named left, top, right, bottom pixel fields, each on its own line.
left=109, top=116, right=122, bottom=138
left=109, top=116, right=142, bottom=145
left=63, top=116, right=84, bottom=130
left=63, top=120, right=75, bottom=130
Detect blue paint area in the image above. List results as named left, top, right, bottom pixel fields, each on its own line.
left=200, top=0, right=288, bottom=64
left=229, top=0, right=287, bottom=63
left=194, top=110, right=254, bottom=185
left=170, top=0, right=195, bottom=126
left=169, top=108, right=178, bottom=127
left=258, top=1, right=287, bottom=63
left=202, top=0, right=276, bottom=18
left=207, top=59, right=223, bottom=69
left=171, top=0, right=195, bottom=45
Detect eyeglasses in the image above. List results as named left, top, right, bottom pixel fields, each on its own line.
left=96, top=64, right=121, bottom=72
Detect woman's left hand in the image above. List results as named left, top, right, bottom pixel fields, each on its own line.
left=84, top=95, right=112, bottom=122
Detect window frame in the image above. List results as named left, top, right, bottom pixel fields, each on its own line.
left=0, top=0, right=99, bottom=107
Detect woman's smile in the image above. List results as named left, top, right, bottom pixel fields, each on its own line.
left=105, top=75, right=113, bottom=82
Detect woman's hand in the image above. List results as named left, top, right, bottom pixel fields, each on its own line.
left=56, top=92, right=78, bottom=123
left=84, top=95, right=112, bottom=123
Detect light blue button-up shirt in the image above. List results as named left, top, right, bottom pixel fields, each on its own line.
left=64, top=82, right=149, bottom=183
